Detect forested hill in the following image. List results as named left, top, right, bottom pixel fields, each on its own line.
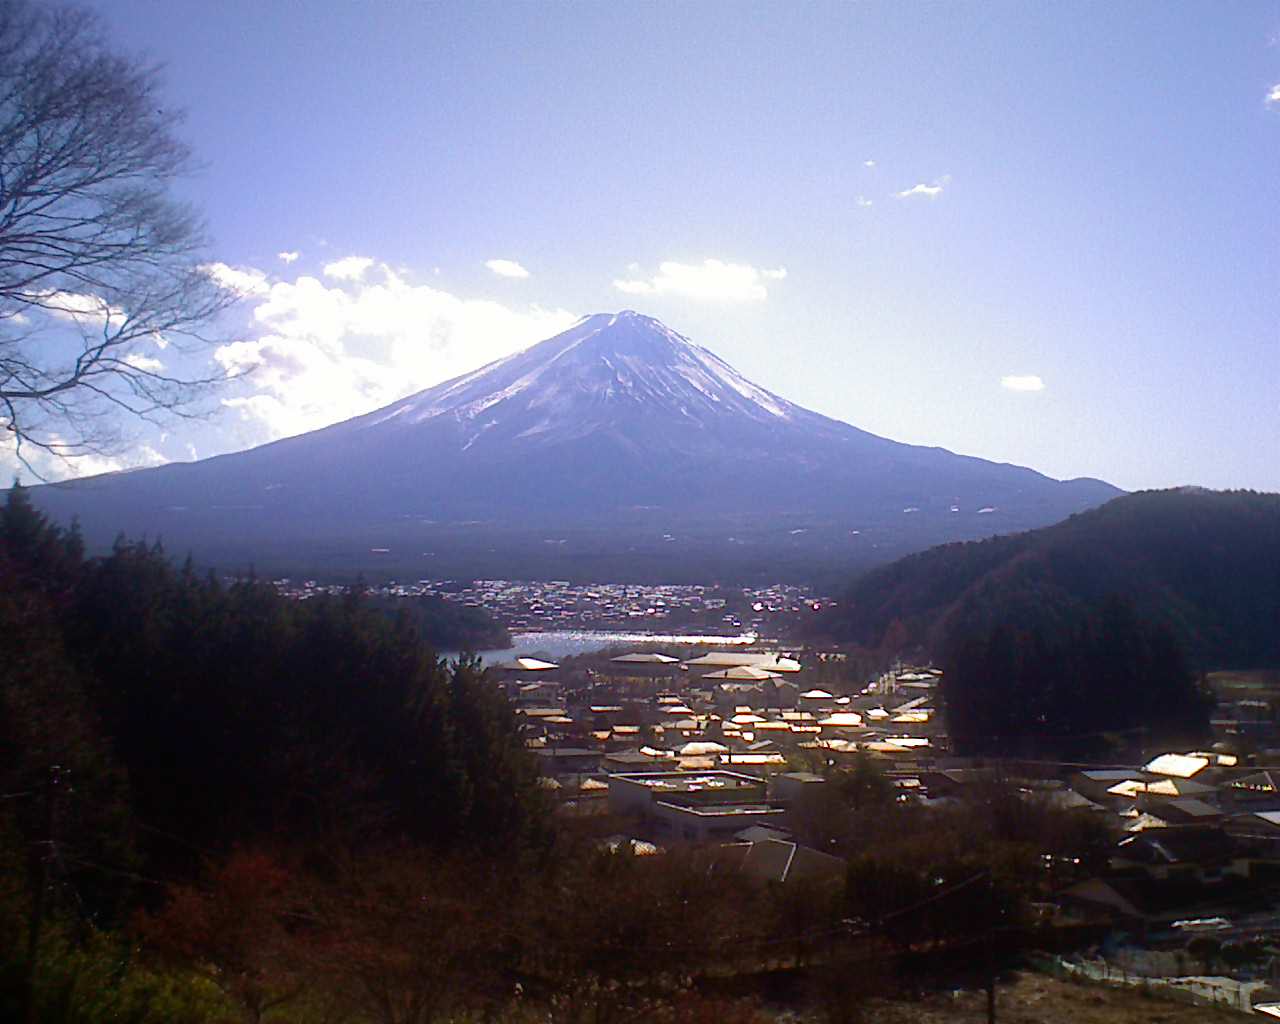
left=0, top=484, right=549, bottom=881
left=820, top=488, right=1280, bottom=669
left=365, top=593, right=511, bottom=651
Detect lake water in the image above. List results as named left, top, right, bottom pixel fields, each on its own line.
left=441, top=628, right=763, bottom=663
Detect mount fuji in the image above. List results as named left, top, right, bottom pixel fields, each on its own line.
left=27, top=312, right=1120, bottom=581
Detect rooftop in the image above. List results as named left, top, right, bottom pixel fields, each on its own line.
left=619, top=771, right=761, bottom=793
left=655, top=800, right=781, bottom=817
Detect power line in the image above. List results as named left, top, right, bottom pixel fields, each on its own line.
left=881, top=870, right=988, bottom=923
left=136, top=820, right=219, bottom=857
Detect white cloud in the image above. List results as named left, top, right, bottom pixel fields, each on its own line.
left=213, top=264, right=577, bottom=443
left=612, top=259, right=785, bottom=302
left=894, top=175, right=950, bottom=200
left=36, top=290, right=126, bottom=327
left=0, top=435, right=165, bottom=482
left=856, top=195, right=873, bottom=208
left=485, top=258, right=531, bottom=279
left=1268, top=83, right=1280, bottom=107
left=863, top=159, right=876, bottom=168
left=124, top=353, right=165, bottom=372
left=1000, top=374, right=1045, bottom=392
left=277, top=250, right=300, bottom=264
left=614, top=278, right=655, bottom=296
left=202, top=262, right=270, bottom=297
left=322, top=256, right=375, bottom=281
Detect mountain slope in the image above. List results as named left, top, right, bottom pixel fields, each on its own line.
left=821, top=488, right=1280, bottom=667
left=26, top=312, right=1121, bottom=580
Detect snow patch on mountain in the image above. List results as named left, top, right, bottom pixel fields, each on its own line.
left=364, top=311, right=798, bottom=441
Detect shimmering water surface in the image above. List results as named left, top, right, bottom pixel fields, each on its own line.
left=442, top=628, right=763, bottom=664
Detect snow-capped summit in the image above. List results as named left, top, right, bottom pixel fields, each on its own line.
left=351, top=310, right=831, bottom=456
left=29, top=312, right=1121, bottom=577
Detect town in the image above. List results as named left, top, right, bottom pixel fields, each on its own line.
left=497, top=649, right=1280, bottom=1016
left=272, top=576, right=831, bottom=635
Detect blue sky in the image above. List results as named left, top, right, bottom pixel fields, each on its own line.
left=18, top=0, right=1279, bottom=490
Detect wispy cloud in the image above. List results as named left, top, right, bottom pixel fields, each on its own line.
left=277, top=250, right=300, bottom=264
left=612, top=259, right=786, bottom=302
left=613, top=279, right=654, bottom=297
left=322, top=256, right=375, bottom=281
left=485, top=258, right=530, bottom=279
left=894, top=176, right=950, bottom=200
left=863, top=159, right=876, bottom=168
left=202, top=262, right=271, bottom=297
left=213, top=263, right=577, bottom=443
left=1267, top=83, right=1280, bottom=107
left=1, top=434, right=165, bottom=482
left=1000, top=374, right=1045, bottom=392
left=856, top=195, right=874, bottom=208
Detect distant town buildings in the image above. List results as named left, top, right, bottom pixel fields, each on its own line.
left=270, top=577, right=829, bottom=635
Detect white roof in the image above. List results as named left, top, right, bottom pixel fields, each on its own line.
left=721, top=753, right=786, bottom=765
left=611, top=652, right=679, bottom=664
left=497, top=656, right=559, bottom=671
left=1144, top=753, right=1209, bottom=778
left=818, top=712, right=864, bottom=728
left=678, top=741, right=730, bottom=756
left=683, top=652, right=801, bottom=671
left=1187, top=750, right=1238, bottom=767
left=799, top=688, right=834, bottom=699
left=703, top=665, right=782, bottom=681
left=1106, top=780, right=1149, bottom=799
left=863, top=741, right=915, bottom=755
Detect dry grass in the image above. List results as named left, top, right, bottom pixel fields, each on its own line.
left=861, top=970, right=1254, bottom=1023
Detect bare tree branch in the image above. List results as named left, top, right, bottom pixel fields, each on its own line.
left=0, top=0, right=238, bottom=474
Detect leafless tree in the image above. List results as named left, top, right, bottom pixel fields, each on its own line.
left=0, top=0, right=237, bottom=472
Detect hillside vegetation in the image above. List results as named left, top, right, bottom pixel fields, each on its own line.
left=823, top=488, right=1280, bottom=666
left=820, top=489, right=1280, bottom=755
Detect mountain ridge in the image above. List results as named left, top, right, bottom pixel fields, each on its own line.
left=25, top=311, right=1122, bottom=580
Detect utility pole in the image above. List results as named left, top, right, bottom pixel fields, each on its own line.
left=985, top=872, right=997, bottom=1024
left=24, top=764, right=60, bottom=1024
